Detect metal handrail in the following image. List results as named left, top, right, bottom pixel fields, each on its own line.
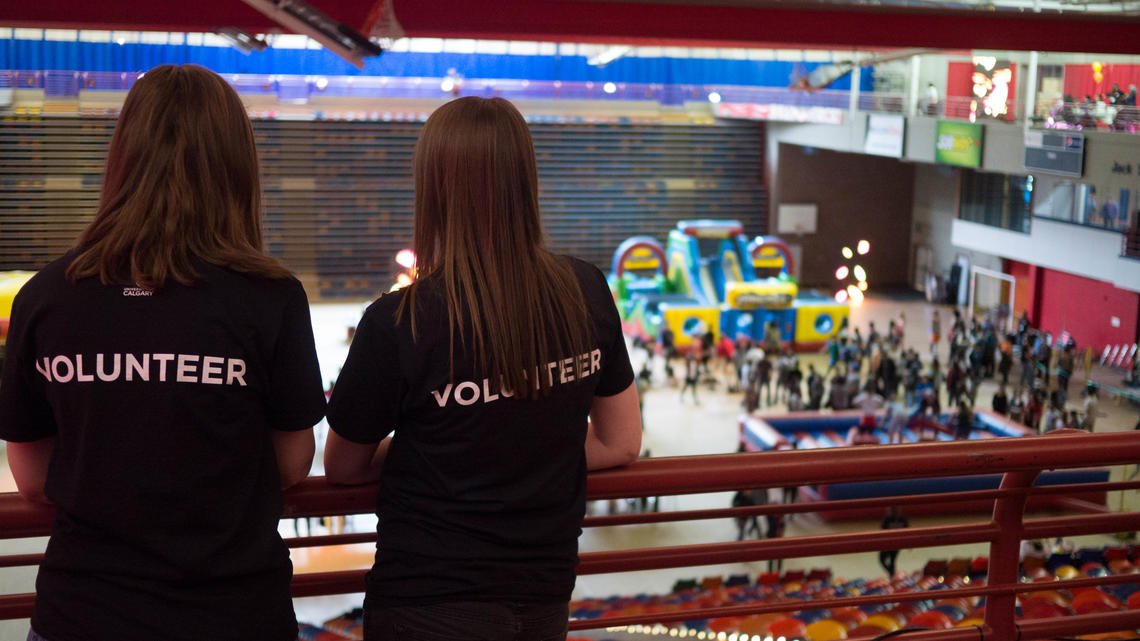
left=1, top=430, right=1139, bottom=638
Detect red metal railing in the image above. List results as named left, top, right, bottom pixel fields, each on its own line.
left=2, top=430, right=1140, bottom=639
left=943, top=95, right=1019, bottom=122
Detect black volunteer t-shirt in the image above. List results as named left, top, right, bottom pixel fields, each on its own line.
left=0, top=254, right=326, bottom=641
left=327, top=257, right=634, bottom=606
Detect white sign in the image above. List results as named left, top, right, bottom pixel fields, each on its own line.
left=864, top=113, right=905, bottom=158
left=715, top=102, right=844, bottom=125
left=777, top=204, right=818, bottom=234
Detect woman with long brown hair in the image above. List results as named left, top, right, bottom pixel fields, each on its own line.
left=324, top=97, right=642, bottom=640
left=0, top=64, right=326, bottom=641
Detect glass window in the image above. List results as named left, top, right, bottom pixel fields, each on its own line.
left=1031, top=173, right=1137, bottom=232
left=959, top=169, right=1031, bottom=233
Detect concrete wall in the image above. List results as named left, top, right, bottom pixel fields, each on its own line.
left=910, top=164, right=1003, bottom=291
left=951, top=217, right=1140, bottom=293
left=774, top=143, right=915, bottom=287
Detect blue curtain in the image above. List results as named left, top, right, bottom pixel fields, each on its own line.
left=2, top=39, right=869, bottom=90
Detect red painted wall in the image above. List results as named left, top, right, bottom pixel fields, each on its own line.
left=1036, top=268, right=1138, bottom=351
left=1004, top=259, right=1037, bottom=324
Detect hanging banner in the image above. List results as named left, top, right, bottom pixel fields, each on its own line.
left=715, top=102, right=845, bottom=125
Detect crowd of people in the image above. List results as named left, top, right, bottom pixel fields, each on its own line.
left=636, top=306, right=1106, bottom=438
left=1054, top=83, right=1140, bottom=132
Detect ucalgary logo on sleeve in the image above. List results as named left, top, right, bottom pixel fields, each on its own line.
left=122, top=286, right=153, bottom=297
left=431, top=349, right=602, bottom=407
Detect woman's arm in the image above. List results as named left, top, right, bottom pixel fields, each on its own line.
left=7, top=437, right=55, bottom=503
left=586, top=382, right=642, bottom=470
left=324, top=431, right=391, bottom=485
left=270, top=428, right=315, bottom=489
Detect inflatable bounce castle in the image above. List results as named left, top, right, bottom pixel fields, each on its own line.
left=608, top=220, right=848, bottom=351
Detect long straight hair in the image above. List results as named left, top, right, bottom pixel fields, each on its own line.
left=401, top=97, right=592, bottom=399
left=67, top=64, right=290, bottom=288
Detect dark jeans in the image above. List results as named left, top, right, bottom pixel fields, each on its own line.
left=364, top=599, right=569, bottom=641
left=880, top=550, right=899, bottom=576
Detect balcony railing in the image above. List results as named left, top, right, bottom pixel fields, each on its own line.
left=1043, top=100, right=1140, bottom=134
left=1123, top=226, right=1140, bottom=259
left=2, top=429, right=1140, bottom=638
left=942, top=95, right=1020, bottom=123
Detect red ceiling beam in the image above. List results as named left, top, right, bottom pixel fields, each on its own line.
left=3, top=0, right=1140, bottom=54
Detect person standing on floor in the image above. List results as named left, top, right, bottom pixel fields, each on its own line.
left=1056, top=346, right=1075, bottom=404
left=807, top=364, right=824, bottom=410
left=680, top=344, right=702, bottom=405
left=1083, top=384, right=1101, bottom=431
left=323, top=97, right=641, bottom=641
left=732, top=487, right=765, bottom=541
left=660, top=325, right=676, bottom=382
left=879, top=506, right=909, bottom=576
left=930, top=311, right=942, bottom=356
left=992, top=384, right=1010, bottom=416
left=954, top=402, right=974, bottom=440
left=1025, top=389, right=1045, bottom=433
left=756, top=351, right=774, bottom=407
left=0, top=65, right=326, bottom=641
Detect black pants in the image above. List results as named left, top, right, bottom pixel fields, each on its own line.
left=364, top=599, right=569, bottom=641
left=879, top=550, right=899, bottom=576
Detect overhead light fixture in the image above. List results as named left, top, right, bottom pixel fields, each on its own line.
left=240, top=0, right=382, bottom=69
left=587, top=45, right=631, bottom=68
left=213, top=27, right=269, bottom=54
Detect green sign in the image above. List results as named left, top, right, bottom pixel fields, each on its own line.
left=934, top=121, right=984, bottom=168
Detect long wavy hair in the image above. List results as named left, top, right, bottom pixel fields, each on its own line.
left=67, top=64, right=290, bottom=288
left=400, top=97, right=592, bottom=399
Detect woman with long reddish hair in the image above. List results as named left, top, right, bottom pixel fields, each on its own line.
left=325, top=97, right=642, bottom=640
left=0, top=64, right=326, bottom=641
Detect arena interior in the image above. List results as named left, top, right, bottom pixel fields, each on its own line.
left=2, top=1, right=1140, bottom=639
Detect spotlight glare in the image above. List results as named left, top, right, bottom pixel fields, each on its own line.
left=847, top=284, right=864, bottom=305
left=315, top=77, right=329, bottom=90
left=708, top=91, right=722, bottom=104
left=440, top=77, right=455, bottom=92
left=857, top=239, right=871, bottom=255
left=395, top=249, right=416, bottom=269
left=835, top=289, right=848, bottom=303
left=603, top=81, right=618, bottom=94
left=835, top=266, right=849, bottom=280
left=853, top=265, right=867, bottom=282
left=858, top=280, right=868, bottom=291
left=842, top=247, right=853, bottom=259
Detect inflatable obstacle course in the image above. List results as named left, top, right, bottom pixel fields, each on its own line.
left=608, top=220, right=847, bottom=351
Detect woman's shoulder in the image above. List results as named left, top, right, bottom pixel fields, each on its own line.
left=9, top=251, right=86, bottom=306
left=560, top=255, right=609, bottom=292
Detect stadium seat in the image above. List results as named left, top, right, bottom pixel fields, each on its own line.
left=808, top=568, right=833, bottom=582
left=699, top=576, right=724, bottom=590
left=1077, top=547, right=1108, bottom=566
left=783, top=569, right=806, bottom=583
left=806, top=618, right=850, bottom=640
left=757, top=571, right=781, bottom=585
left=922, top=560, right=948, bottom=577
left=946, top=558, right=971, bottom=577
left=1105, top=546, right=1129, bottom=562
left=1046, top=552, right=1076, bottom=572
left=671, top=578, right=698, bottom=592
left=1022, top=556, right=1046, bottom=574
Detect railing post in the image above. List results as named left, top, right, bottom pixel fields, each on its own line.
left=985, top=470, right=1039, bottom=639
